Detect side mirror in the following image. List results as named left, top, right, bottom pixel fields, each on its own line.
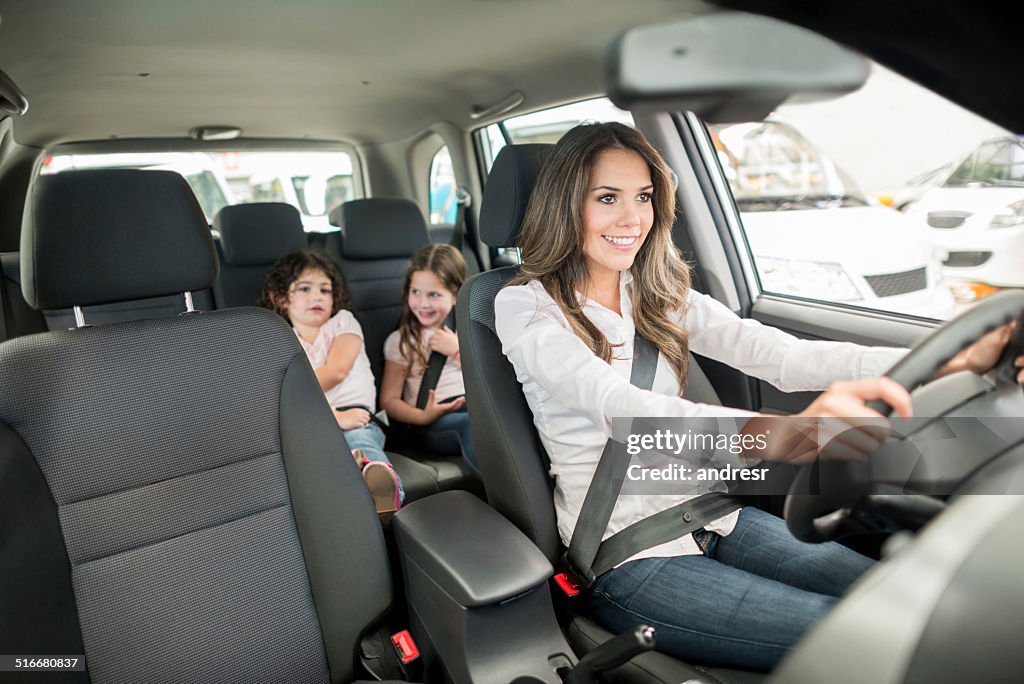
left=608, top=11, right=868, bottom=122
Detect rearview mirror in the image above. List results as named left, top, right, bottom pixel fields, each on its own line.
left=608, top=12, right=868, bottom=122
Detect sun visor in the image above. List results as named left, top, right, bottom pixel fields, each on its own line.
left=608, top=12, right=868, bottom=123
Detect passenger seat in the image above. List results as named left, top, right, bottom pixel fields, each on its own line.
left=3, top=168, right=406, bottom=683
left=211, top=202, right=308, bottom=308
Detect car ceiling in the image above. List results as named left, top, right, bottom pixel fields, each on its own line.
left=0, top=0, right=710, bottom=148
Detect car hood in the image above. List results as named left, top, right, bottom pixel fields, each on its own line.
left=740, top=206, right=938, bottom=276
left=912, top=187, right=1024, bottom=214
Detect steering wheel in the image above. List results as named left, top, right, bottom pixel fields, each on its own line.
left=784, top=289, right=1024, bottom=542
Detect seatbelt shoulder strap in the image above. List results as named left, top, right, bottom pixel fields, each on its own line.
left=564, top=334, right=658, bottom=586
left=415, top=311, right=457, bottom=409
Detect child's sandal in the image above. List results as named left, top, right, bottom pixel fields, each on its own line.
left=361, top=461, right=401, bottom=525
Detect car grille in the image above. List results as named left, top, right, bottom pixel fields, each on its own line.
left=927, top=211, right=972, bottom=229
left=864, top=267, right=928, bottom=297
left=943, top=251, right=992, bottom=268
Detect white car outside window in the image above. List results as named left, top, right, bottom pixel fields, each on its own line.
left=711, top=121, right=955, bottom=319
left=905, top=136, right=1024, bottom=297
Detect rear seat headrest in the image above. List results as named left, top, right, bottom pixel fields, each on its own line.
left=479, top=144, right=552, bottom=248
left=21, top=169, right=218, bottom=311
left=328, top=198, right=429, bottom=259
left=213, top=202, right=307, bottom=266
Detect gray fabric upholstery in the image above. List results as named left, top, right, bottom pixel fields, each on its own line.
left=0, top=422, right=87, bottom=684
left=328, top=198, right=430, bottom=259
left=321, top=223, right=427, bottom=383
left=478, top=145, right=551, bottom=248
left=0, top=307, right=394, bottom=683
left=0, top=251, right=46, bottom=340
left=21, top=170, right=218, bottom=310
left=213, top=202, right=307, bottom=266
left=458, top=269, right=563, bottom=562
left=211, top=203, right=308, bottom=308
left=278, top=353, right=393, bottom=679
left=3, top=250, right=216, bottom=335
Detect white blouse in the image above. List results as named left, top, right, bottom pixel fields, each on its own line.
left=494, top=271, right=907, bottom=563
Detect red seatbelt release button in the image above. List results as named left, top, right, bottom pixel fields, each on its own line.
left=391, top=630, right=420, bottom=664
left=553, top=572, right=581, bottom=597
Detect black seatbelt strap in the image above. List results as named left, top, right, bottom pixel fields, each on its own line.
left=590, top=492, right=741, bottom=578
left=415, top=311, right=457, bottom=410
left=0, top=255, right=16, bottom=342
left=335, top=404, right=389, bottom=432
left=564, top=334, right=741, bottom=587
left=449, top=188, right=466, bottom=252
left=452, top=185, right=485, bottom=272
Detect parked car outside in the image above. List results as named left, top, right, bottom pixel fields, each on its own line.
left=711, top=121, right=955, bottom=319
left=871, top=162, right=952, bottom=211
left=41, top=152, right=234, bottom=222
left=905, top=136, right=1024, bottom=299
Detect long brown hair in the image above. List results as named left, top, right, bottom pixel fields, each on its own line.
left=509, top=122, right=692, bottom=391
left=398, top=243, right=467, bottom=372
left=258, top=250, right=351, bottom=323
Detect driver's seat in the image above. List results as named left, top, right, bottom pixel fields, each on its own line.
left=457, top=144, right=761, bottom=684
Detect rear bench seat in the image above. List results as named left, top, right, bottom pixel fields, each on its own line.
left=2, top=196, right=479, bottom=503
left=211, top=202, right=308, bottom=308
left=324, top=198, right=482, bottom=498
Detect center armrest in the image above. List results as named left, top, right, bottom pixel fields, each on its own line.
left=393, top=490, right=553, bottom=607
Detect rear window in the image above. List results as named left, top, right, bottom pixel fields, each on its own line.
left=41, top=150, right=360, bottom=231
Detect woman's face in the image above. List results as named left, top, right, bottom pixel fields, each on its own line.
left=581, top=148, right=655, bottom=286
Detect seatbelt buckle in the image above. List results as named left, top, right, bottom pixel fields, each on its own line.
left=553, top=572, right=582, bottom=597
left=558, top=552, right=597, bottom=592
left=391, top=629, right=420, bottom=665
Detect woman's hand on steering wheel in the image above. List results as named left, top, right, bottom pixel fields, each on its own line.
left=934, top=322, right=1024, bottom=383
left=742, top=377, right=913, bottom=466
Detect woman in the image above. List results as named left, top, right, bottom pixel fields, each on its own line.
left=493, top=122, right=1020, bottom=671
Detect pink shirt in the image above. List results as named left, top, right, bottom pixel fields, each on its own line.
left=296, top=310, right=378, bottom=411
left=384, top=329, right=465, bottom=404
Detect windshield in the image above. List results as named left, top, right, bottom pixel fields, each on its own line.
left=944, top=137, right=1024, bottom=187
left=709, top=121, right=869, bottom=211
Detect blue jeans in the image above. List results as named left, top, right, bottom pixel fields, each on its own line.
left=588, top=506, right=874, bottom=672
left=344, top=422, right=405, bottom=503
left=419, top=410, right=479, bottom=477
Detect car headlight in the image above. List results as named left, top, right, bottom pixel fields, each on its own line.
left=757, top=257, right=862, bottom=301
left=989, top=199, right=1024, bottom=228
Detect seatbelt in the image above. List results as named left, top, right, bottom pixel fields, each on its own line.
left=335, top=404, right=389, bottom=432
left=563, top=335, right=741, bottom=588
left=449, top=186, right=484, bottom=272
left=0, top=257, right=14, bottom=342
left=415, top=311, right=457, bottom=409
left=449, top=187, right=466, bottom=252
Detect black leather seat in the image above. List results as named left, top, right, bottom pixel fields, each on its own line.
left=457, top=145, right=763, bottom=684
left=0, top=169, right=405, bottom=683
left=211, top=201, right=309, bottom=308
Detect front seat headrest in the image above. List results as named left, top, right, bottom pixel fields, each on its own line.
left=327, top=198, right=430, bottom=259
left=213, top=202, right=308, bottom=266
left=21, top=169, right=219, bottom=311
left=479, top=144, right=552, bottom=248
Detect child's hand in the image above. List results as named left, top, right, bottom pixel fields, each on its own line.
left=423, top=389, right=466, bottom=422
left=428, top=326, right=460, bottom=358
left=336, top=407, right=372, bottom=430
